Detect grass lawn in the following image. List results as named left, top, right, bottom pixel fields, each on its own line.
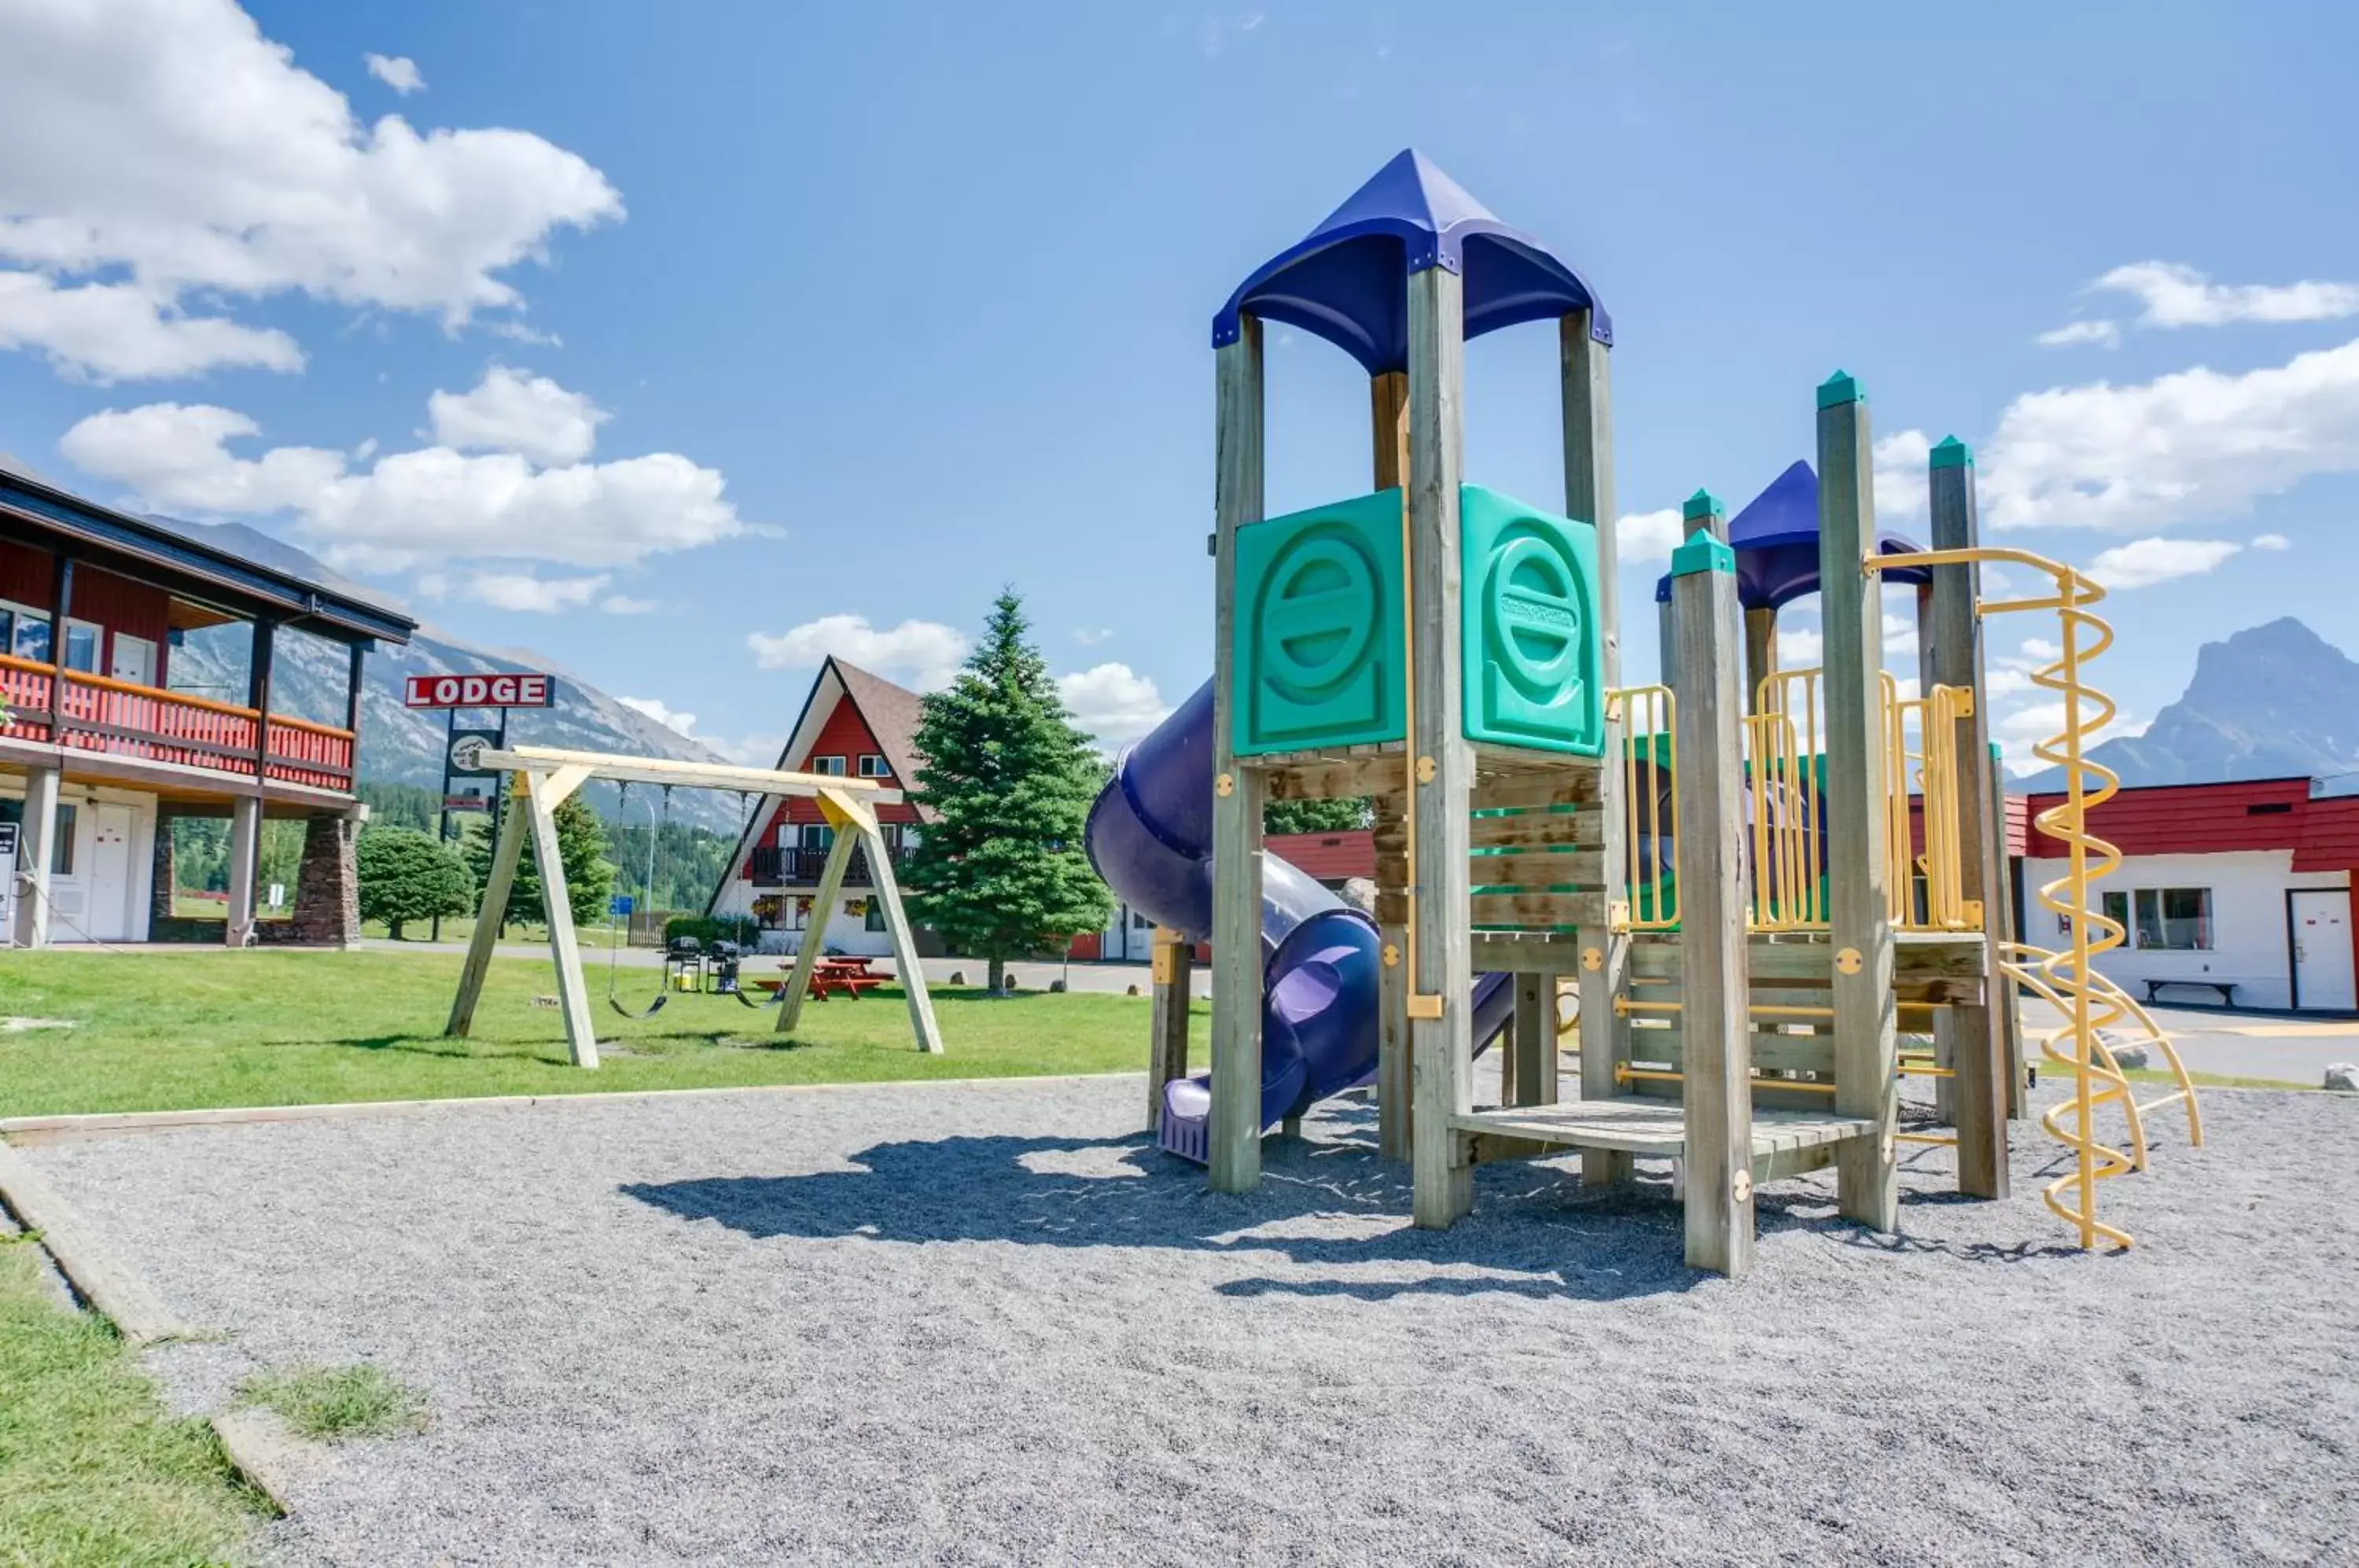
left=0, top=1239, right=266, bottom=1566
left=0, top=950, right=1203, bottom=1119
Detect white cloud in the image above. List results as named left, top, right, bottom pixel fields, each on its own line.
left=1985, top=667, right=2035, bottom=698
left=60, top=392, right=742, bottom=574
left=1871, top=429, right=1931, bottom=528
left=0, top=0, right=620, bottom=378
left=1998, top=701, right=2067, bottom=737
left=745, top=614, right=970, bottom=690
left=0, top=272, right=302, bottom=381
left=1981, top=337, right=2359, bottom=530
left=2037, top=319, right=2122, bottom=350
left=2092, top=261, right=2359, bottom=329
left=1056, top=662, right=1170, bottom=745
left=1073, top=627, right=1113, bottom=646
left=364, top=52, right=424, bottom=94
left=617, top=695, right=697, bottom=736
left=428, top=365, right=607, bottom=466
left=1614, top=507, right=1685, bottom=563
left=2250, top=532, right=2291, bottom=551
left=2085, top=536, right=2242, bottom=591
left=1881, top=611, right=1918, bottom=659
left=2020, top=636, right=2059, bottom=661
left=599, top=593, right=657, bottom=615
left=463, top=570, right=608, bottom=613
left=1778, top=627, right=1823, bottom=666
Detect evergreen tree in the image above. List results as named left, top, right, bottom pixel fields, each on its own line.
left=356, top=827, right=474, bottom=940
left=904, top=590, right=1113, bottom=992
left=1264, top=797, right=1373, bottom=834
left=462, top=794, right=616, bottom=930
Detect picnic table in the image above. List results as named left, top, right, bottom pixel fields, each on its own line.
left=753, top=955, right=889, bottom=1000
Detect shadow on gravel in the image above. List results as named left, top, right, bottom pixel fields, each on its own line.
left=615, top=1111, right=1899, bottom=1302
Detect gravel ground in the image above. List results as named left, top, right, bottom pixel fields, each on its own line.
left=19, top=1076, right=2357, bottom=1567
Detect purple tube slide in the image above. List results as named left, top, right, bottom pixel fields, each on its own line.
left=1086, top=680, right=1512, bottom=1164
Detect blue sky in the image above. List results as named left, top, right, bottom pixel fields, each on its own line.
left=3, top=1, right=2355, bottom=771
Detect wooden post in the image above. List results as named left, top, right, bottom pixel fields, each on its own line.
left=1743, top=608, right=1778, bottom=715
left=839, top=799, right=944, bottom=1055
left=1669, top=515, right=1754, bottom=1276
left=13, top=763, right=60, bottom=948
left=344, top=640, right=367, bottom=736
left=1816, top=372, right=1899, bottom=1232
left=1407, top=264, right=1474, bottom=1231
left=447, top=775, right=531, bottom=1036
left=1993, top=754, right=2025, bottom=1119
left=524, top=765, right=599, bottom=1069
left=1563, top=309, right=1632, bottom=1186
left=1147, top=928, right=1194, bottom=1128
left=1511, top=973, right=1551, bottom=1106
left=777, top=823, right=861, bottom=1032
left=45, top=554, right=73, bottom=740
left=1929, top=436, right=2008, bottom=1198
left=224, top=793, right=261, bottom=948
left=1371, top=369, right=1415, bottom=1154
left=1914, top=578, right=1956, bottom=1123
left=1209, top=322, right=1267, bottom=1195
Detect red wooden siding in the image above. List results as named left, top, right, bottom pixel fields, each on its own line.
left=0, top=543, right=175, bottom=686
left=2294, top=797, right=2359, bottom=873
left=1266, top=829, right=1377, bottom=881
left=2022, top=778, right=2315, bottom=859
left=745, top=693, right=919, bottom=874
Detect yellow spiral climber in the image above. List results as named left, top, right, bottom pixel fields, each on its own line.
left=1873, top=544, right=2136, bottom=1250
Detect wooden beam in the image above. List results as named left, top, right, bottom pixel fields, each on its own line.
left=775, top=823, right=861, bottom=1032
left=476, top=745, right=892, bottom=801
left=1148, top=929, right=1194, bottom=1129
left=1511, top=972, right=1554, bottom=1106
left=344, top=641, right=366, bottom=736
left=1370, top=365, right=1411, bottom=1158
left=1408, top=264, right=1474, bottom=1230
left=1816, top=372, right=1898, bottom=1231
left=1929, top=436, right=2008, bottom=1198
left=1562, top=310, right=1630, bottom=1188
left=1743, top=607, right=1778, bottom=716
left=1209, top=322, right=1267, bottom=1195
left=446, top=778, right=529, bottom=1037
left=524, top=767, right=599, bottom=1069
left=850, top=815, right=944, bottom=1054
left=1671, top=523, right=1755, bottom=1275
left=1371, top=369, right=1409, bottom=491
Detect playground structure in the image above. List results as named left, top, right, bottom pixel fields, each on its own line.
left=443, top=745, right=944, bottom=1066
left=1088, top=150, right=2198, bottom=1273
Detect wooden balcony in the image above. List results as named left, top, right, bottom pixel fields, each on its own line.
left=747, top=843, right=914, bottom=887
left=0, top=653, right=354, bottom=793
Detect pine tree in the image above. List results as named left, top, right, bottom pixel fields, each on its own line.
left=462, top=793, right=616, bottom=930
left=1264, top=797, right=1373, bottom=834
left=356, top=826, right=475, bottom=940
left=904, top=590, right=1113, bottom=992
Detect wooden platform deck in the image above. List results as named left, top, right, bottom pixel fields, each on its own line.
left=1447, top=1098, right=1873, bottom=1161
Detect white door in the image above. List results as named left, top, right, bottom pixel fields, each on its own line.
left=110, top=633, right=156, bottom=686
left=2291, top=889, right=2356, bottom=1011
left=87, top=804, right=134, bottom=942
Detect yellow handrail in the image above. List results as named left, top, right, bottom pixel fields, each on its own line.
left=1611, top=685, right=1676, bottom=930
left=1869, top=543, right=2136, bottom=1250
left=2000, top=939, right=2204, bottom=1169
left=1754, top=668, right=1828, bottom=931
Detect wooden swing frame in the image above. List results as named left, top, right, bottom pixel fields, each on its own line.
left=442, top=744, right=945, bottom=1066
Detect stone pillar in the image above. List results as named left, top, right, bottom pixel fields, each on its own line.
left=14, top=763, right=60, bottom=948
left=150, top=806, right=177, bottom=929
left=290, top=812, right=360, bottom=948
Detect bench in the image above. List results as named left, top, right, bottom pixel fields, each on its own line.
left=753, top=958, right=889, bottom=1002
left=2140, top=978, right=2237, bottom=1008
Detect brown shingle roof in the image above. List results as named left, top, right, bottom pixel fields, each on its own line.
left=830, top=658, right=933, bottom=820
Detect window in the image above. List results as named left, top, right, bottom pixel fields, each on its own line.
left=809, top=755, right=847, bottom=776
left=799, top=823, right=833, bottom=850
left=2135, top=887, right=2212, bottom=951
left=51, top=803, right=75, bottom=876
left=863, top=896, right=886, bottom=933
left=0, top=600, right=50, bottom=662
left=856, top=754, right=889, bottom=778
left=2101, top=890, right=2129, bottom=936
left=1131, top=909, right=1153, bottom=930
left=62, top=620, right=101, bottom=674
left=110, top=633, right=156, bottom=686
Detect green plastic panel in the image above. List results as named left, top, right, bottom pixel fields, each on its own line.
left=1459, top=484, right=1605, bottom=757
left=1231, top=488, right=1407, bottom=756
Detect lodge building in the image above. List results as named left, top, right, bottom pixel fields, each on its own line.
left=1, top=462, right=415, bottom=947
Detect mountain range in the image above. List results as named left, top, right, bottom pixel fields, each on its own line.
left=2018, top=617, right=2359, bottom=792
left=156, top=519, right=751, bottom=833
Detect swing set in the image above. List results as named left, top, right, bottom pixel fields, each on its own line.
left=443, top=744, right=945, bottom=1066
left=605, top=781, right=782, bottom=1018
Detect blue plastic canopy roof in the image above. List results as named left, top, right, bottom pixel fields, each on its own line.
left=1652, top=460, right=1930, bottom=610
left=1212, top=149, right=1610, bottom=376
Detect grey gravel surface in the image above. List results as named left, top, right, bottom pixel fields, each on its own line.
left=22, top=1077, right=2357, bottom=1567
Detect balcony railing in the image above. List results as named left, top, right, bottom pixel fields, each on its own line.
left=747, top=842, right=915, bottom=886
left=0, top=654, right=355, bottom=793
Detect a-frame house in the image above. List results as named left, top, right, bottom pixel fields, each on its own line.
left=706, top=657, right=935, bottom=956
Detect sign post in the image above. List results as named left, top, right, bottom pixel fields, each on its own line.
left=406, top=670, right=555, bottom=941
